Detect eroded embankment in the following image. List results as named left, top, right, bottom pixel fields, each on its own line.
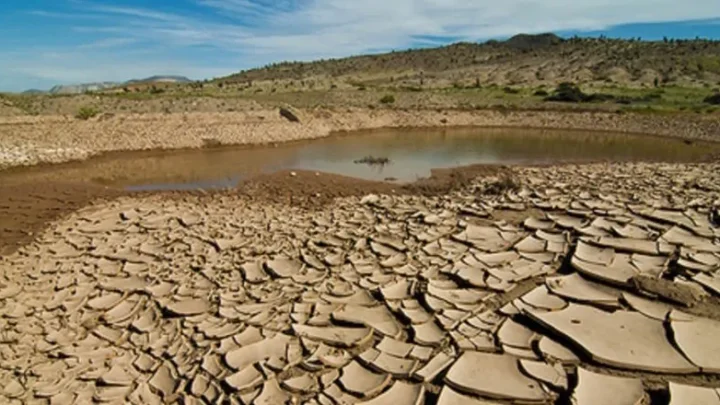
left=2, top=108, right=719, bottom=170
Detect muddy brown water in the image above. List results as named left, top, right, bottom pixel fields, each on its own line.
left=1, top=127, right=718, bottom=191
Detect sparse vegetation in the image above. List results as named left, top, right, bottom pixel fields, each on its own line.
left=201, top=138, right=223, bottom=148
left=75, top=106, right=100, bottom=120
left=705, top=93, right=720, bottom=105
left=4, top=35, right=720, bottom=118
left=354, top=156, right=390, bottom=166
left=482, top=174, right=520, bottom=195
left=544, top=82, right=589, bottom=103
left=379, top=95, right=395, bottom=104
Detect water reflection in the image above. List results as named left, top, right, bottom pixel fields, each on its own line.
left=1, top=128, right=716, bottom=191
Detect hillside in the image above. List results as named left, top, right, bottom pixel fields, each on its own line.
left=31, top=75, right=193, bottom=95
left=217, top=34, right=720, bottom=89
left=49, top=82, right=119, bottom=95
left=125, top=75, right=193, bottom=85
left=4, top=34, right=720, bottom=117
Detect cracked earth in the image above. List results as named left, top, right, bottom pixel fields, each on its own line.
left=1, top=162, right=720, bottom=405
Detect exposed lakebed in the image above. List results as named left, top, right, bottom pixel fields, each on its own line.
left=1, top=127, right=717, bottom=190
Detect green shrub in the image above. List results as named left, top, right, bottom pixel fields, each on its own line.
left=544, top=82, right=588, bottom=102
left=380, top=95, right=395, bottom=104
left=704, top=93, right=720, bottom=105
left=75, top=106, right=100, bottom=120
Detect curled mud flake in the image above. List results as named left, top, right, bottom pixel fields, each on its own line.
left=528, top=303, right=698, bottom=373
left=339, top=360, right=392, bottom=398
left=668, top=382, right=720, bottom=405
left=445, top=351, right=551, bottom=403
left=572, top=368, right=646, bottom=405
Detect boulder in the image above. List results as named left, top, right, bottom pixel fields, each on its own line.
left=279, top=106, right=301, bottom=123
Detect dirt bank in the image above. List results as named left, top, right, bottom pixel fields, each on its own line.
left=0, top=182, right=124, bottom=256
left=0, top=164, right=509, bottom=256
left=2, top=107, right=719, bottom=170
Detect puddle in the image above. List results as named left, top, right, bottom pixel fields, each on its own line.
left=1, top=127, right=717, bottom=191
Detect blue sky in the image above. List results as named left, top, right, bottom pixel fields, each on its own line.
left=1, top=1, right=720, bottom=92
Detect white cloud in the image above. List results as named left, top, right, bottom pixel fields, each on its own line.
left=3, top=0, right=720, bottom=91
left=68, top=0, right=720, bottom=58
left=77, top=37, right=139, bottom=49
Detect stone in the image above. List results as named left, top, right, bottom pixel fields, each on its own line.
left=445, top=352, right=549, bottom=402
left=279, top=106, right=301, bottom=122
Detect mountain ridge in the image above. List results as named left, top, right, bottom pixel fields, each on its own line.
left=29, top=75, right=193, bottom=95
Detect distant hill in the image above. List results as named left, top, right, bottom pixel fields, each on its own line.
left=125, top=75, right=193, bottom=84
left=21, top=89, right=46, bottom=95
left=37, top=75, right=193, bottom=95
left=217, top=33, right=720, bottom=89
left=49, top=82, right=119, bottom=95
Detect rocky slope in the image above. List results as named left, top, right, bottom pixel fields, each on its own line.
left=219, top=34, right=720, bottom=89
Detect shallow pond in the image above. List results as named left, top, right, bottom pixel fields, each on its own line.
left=2, top=127, right=717, bottom=190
